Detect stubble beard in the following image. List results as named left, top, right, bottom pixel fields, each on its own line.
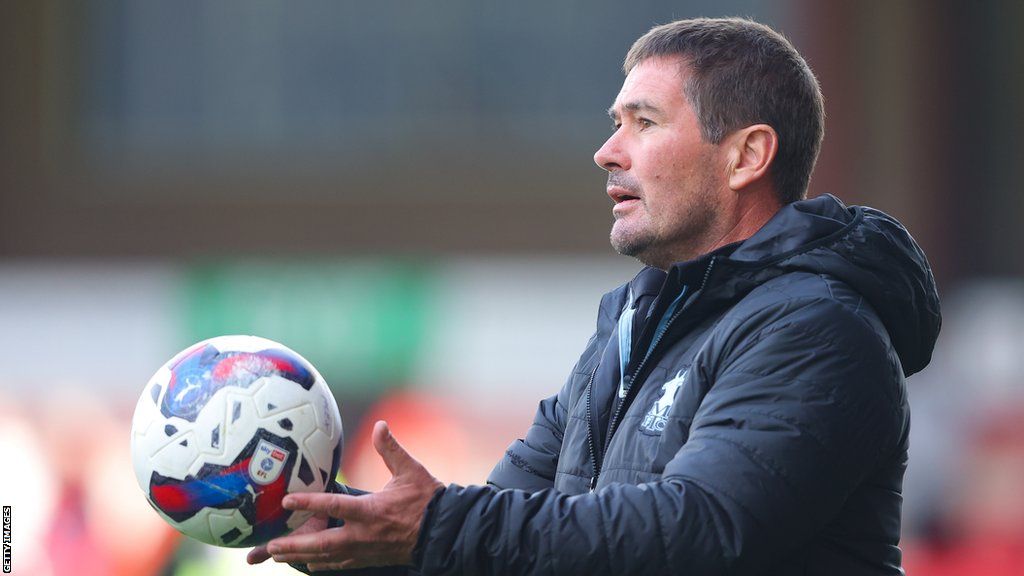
left=609, top=183, right=718, bottom=270
left=608, top=171, right=660, bottom=265
left=610, top=209, right=657, bottom=262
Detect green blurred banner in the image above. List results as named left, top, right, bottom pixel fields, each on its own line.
left=181, top=261, right=436, bottom=393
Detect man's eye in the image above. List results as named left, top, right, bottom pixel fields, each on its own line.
left=638, top=118, right=654, bottom=129
left=611, top=122, right=621, bottom=132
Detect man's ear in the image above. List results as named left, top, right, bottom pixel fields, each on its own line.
left=726, top=124, right=778, bottom=191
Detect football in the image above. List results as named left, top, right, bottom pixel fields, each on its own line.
left=130, top=335, right=343, bottom=547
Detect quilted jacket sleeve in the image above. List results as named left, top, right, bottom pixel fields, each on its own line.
left=485, top=376, right=572, bottom=491
left=411, top=298, right=907, bottom=575
left=487, top=296, right=610, bottom=492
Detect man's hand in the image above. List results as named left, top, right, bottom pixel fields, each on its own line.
left=247, top=515, right=328, bottom=565
left=257, top=420, right=444, bottom=571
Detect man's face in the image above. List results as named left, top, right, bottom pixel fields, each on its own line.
left=595, top=56, right=725, bottom=269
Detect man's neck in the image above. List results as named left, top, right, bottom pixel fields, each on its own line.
left=649, top=191, right=782, bottom=270
left=705, top=196, right=781, bottom=253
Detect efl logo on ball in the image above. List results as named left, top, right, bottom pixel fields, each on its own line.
left=250, top=439, right=290, bottom=485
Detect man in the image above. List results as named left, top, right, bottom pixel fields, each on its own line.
left=249, top=17, right=941, bottom=575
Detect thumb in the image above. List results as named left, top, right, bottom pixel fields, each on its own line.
left=372, top=420, right=422, bottom=478
left=247, top=545, right=270, bottom=565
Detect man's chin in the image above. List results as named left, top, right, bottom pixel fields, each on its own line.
left=610, top=233, right=651, bottom=261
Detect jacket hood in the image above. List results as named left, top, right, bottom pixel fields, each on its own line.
left=725, top=194, right=941, bottom=376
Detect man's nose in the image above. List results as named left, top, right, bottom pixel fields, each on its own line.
left=594, top=132, right=628, bottom=172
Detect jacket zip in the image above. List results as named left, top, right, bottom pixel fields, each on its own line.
left=583, top=364, right=600, bottom=491
left=588, top=257, right=717, bottom=491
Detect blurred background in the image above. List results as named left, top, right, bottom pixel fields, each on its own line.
left=1, top=0, right=1022, bottom=574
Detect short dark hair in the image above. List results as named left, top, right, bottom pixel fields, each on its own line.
left=624, top=18, right=824, bottom=204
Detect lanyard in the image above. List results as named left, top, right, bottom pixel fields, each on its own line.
left=616, top=287, right=637, bottom=399
left=616, top=285, right=689, bottom=399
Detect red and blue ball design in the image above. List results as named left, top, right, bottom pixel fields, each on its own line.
left=141, top=341, right=339, bottom=547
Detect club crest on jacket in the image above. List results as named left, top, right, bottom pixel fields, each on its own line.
left=641, top=369, right=688, bottom=433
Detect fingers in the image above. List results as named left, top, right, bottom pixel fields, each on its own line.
left=266, top=528, right=343, bottom=563
left=272, top=551, right=334, bottom=564
left=283, top=492, right=368, bottom=521
left=372, top=420, right=423, bottom=478
left=308, top=560, right=360, bottom=571
left=247, top=545, right=271, bottom=564
left=269, top=423, right=431, bottom=570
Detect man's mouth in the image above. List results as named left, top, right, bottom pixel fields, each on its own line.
left=610, top=188, right=642, bottom=217
left=608, top=186, right=642, bottom=204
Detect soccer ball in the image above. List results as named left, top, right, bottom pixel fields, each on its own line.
left=130, top=335, right=343, bottom=547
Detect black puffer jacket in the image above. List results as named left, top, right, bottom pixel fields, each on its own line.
left=413, top=194, right=941, bottom=575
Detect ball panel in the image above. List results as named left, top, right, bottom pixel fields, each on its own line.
left=302, top=428, right=338, bottom=487
left=149, top=428, right=201, bottom=478
left=253, top=375, right=320, bottom=419
left=208, top=510, right=252, bottom=547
